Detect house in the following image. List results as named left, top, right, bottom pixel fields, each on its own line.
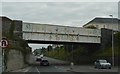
left=83, top=17, right=120, bottom=32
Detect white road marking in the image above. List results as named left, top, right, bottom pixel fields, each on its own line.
left=24, top=67, right=32, bottom=72
left=36, top=67, right=40, bottom=73
left=54, top=66, right=58, bottom=68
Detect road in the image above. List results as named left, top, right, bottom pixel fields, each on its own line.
left=26, top=65, right=118, bottom=73
left=28, top=65, right=67, bottom=72
left=9, top=56, right=118, bottom=74
left=40, top=56, right=69, bottom=65
left=26, top=56, right=71, bottom=73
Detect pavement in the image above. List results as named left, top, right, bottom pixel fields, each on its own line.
left=9, top=56, right=119, bottom=74
left=10, top=65, right=119, bottom=74
left=61, top=65, right=119, bottom=72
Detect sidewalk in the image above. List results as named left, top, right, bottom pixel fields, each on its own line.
left=11, top=66, right=31, bottom=72
left=64, top=65, right=119, bottom=72
left=6, top=65, right=119, bottom=73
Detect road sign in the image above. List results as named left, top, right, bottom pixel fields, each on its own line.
left=0, top=39, right=9, bottom=48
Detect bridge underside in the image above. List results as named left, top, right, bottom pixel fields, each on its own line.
left=27, top=40, right=101, bottom=53
left=26, top=40, right=100, bottom=44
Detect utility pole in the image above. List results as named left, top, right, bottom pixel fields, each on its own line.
left=109, top=15, right=114, bottom=67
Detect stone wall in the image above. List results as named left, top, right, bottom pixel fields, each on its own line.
left=1, top=17, right=23, bottom=38
left=1, top=16, right=31, bottom=72
left=13, top=20, right=23, bottom=38
left=1, top=17, right=12, bottom=37
left=6, top=50, right=25, bottom=71
left=25, top=54, right=35, bottom=65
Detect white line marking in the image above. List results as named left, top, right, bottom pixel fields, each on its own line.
left=36, top=67, right=40, bottom=73
left=54, top=66, right=57, bottom=68
left=24, top=67, right=32, bottom=72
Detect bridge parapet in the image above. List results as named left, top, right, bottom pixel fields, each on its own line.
left=22, top=22, right=101, bottom=43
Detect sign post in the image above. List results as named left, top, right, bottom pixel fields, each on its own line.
left=0, top=38, right=9, bottom=72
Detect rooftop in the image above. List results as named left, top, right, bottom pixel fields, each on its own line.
left=83, top=17, right=120, bottom=27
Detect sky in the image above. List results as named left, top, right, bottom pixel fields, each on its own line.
left=1, top=0, right=119, bottom=50
left=1, top=0, right=120, bottom=2
left=1, top=2, right=118, bottom=26
left=28, top=44, right=51, bottom=51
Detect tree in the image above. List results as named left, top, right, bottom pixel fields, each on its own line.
left=41, top=47, right=46, bottom=53
left=47, top=45, right=53, bottom=51
left=114, top=32, right=120, bottom=47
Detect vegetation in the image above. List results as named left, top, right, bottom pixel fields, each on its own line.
left=33, top=45, right=54, bottom=56
left=45, top=46, right=68, bottom=60
left=45, top=45, right=89, bottom=64
left=94, top=32, right=120, bottom=57
left=45, top=32, right=120, bottom=65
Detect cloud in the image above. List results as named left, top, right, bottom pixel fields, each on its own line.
left=28, top=44, right=50, bottom=51
left=2, top=0, right=120, bottom=2
left=0, top=3, right=2, bottom=15
left=2, top=2, right=118, bottom=27
left=118, top=1, right=120, bottom=18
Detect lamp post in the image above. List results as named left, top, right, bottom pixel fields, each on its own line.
left=109, top=15, right=114, bottom=67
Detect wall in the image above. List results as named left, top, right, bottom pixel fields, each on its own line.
left=25, top=54, right=35, bottom=65
left=6, top=50, right=25, bottom=71
left=1, top=17, right=23, bottom=38
left=2, top=17, right=12, bottom=37
left=13, top=20, right=23, bottom=38
left=1, top=17, right=31, bottom=72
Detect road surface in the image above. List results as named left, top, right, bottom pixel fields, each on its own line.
left=28, top=65, right=67, bottom=72
left=5, top=56, right=118, bottom=74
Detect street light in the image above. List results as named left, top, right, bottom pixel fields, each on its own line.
left=109, top=15, right=114, bottom=67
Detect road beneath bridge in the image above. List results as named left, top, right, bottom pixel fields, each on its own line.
left=8, top=56, right=118, bottom=74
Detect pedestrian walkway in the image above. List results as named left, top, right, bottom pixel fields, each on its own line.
left=56, top=65, right=118, bottom=72
left=11, top=66, right=31, bottom=72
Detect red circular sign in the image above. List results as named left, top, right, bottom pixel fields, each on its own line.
left=0, top=39, right=9, bottom=48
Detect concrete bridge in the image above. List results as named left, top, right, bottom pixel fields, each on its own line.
left=1, top=16, right=102, bottom=44
left=22, top=22, right=101, bottom=44
left=2, top=16, right=112, bottom=48
left=0, top=16, right=112, bottom=49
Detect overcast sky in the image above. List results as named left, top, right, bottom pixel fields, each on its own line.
left=1, top=0, right=119, bottom=50
left=1, top=0, right=120, bottom=2
left=2, top=2, right=118, bottom=26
